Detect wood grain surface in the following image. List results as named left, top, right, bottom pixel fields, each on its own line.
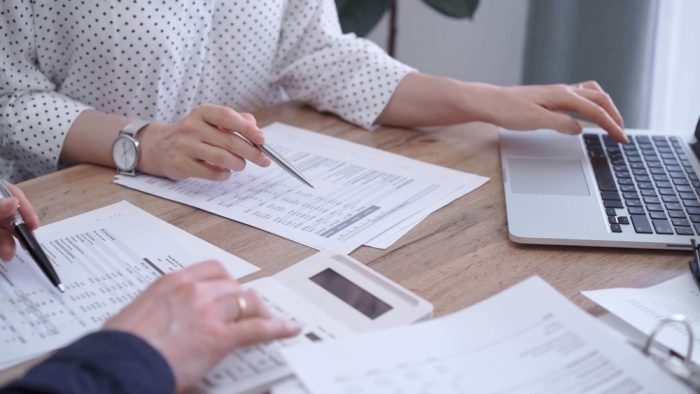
left=0, top=103, right=689, bottom=383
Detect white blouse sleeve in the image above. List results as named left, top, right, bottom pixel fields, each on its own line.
left=0, top=2, right=91, bottom=181
left=272, top=0, right=415, bottom=129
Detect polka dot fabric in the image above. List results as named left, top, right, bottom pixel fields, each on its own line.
left=0, top=0, right=414, bottom=182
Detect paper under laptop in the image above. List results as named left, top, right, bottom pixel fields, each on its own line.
left=282, top=276, right=690, bottom=393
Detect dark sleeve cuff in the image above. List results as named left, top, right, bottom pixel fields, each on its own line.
left=1, top=330, right=175, bottom=394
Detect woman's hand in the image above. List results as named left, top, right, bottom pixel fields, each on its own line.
left=378, top=73, right=627, bottom=143
left=137, top=104, right=272, bottom=181
left=481, top=81, right=627, bottom=143
left=0, top=182, right=40, bottom=261
left=103, top=260, right=300, bottom=391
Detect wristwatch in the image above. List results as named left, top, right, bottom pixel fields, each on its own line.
left=111, top=120, right=150, bottom=176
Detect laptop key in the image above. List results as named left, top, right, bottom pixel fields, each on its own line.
left=608, top=216, right=618, bottom=224
left=634, top=175, right=651, bottom=183
left=622, top=192, right=638, bottom=199
left=618, top=178, right=634, bottom=185
left=652, top=220, right=673, bottom=234
left=617, top=216, right=629, bottom=225
left=610, top=223, right=622, bottom=233
left=684, top=199, right=700, bottom=207
left=690, top=215, right=700, bottom=223
left=676, top=185, right=693, bottom=192
left=605, top=208, right=618, bottom=216
left=620, top=184, right=637, bottom=192
left=661, top=195, right=679, bottom=203
left=601, top=191, right=621, bottom=201
left=590, top=157, right=617, bottom=191
left=658, top=187, right=675, bottom=195
left=676, top=226, right=695, bottom=236
left=604, top=200, right=624, bottom=209
left=615, top=171, right=631, bottom=179
left=656, top=181, right=672, bottom=188
left=668, top=210, right=687, bottom=218
left=631, top=215, right=653, bottom=234
left=673, top=178, right=690, bottom=185
left=637, top=182, right=655, bottom=189
left=665, top=202, right=683, bottom=211
left=646, top=204, right=664, bottom=211
left=628, top=207, right=645, bottom=215
left=649, top=211, right=667, bottom=220
left=688, top=207, right=700, bottom=215
left=640, top=189, right=657, bottom=197
left=643, top=196, right=660, bottom=204
left=669, top=171, right=686, bottom=178
left=630, top=162, right=645, bottom=169
left=680, top=192, right=697, bottom=200
left=625, top=199, right=642, bottom=207
left=672, top=218, right=691, bottom=227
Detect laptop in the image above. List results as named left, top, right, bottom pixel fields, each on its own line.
left=500, top=116, right=700, bottom=250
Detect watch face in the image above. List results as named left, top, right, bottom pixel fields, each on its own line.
left=112, top=136, right=138, bottom=171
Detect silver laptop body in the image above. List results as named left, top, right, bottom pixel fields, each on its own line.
left=501, top=124, right=700, bottom=250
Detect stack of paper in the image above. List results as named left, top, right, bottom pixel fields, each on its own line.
left=115, top=123, right=488, bottom=253
left=281, top=277, right=689, bottom=393
left=0, top=201, right=259, bottom=369
left=584, top=274, right=700, bottom=365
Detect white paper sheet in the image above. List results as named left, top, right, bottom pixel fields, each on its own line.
left=282, top=277, right=689, bottom=394
left=0, top=201, right=258, bottom=368
left=584, top=274, right=700, bottom=365
left=115, top=123, right=488, bottom=253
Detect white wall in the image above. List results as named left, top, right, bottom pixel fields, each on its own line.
left=649, top=0, right=700, bottom=137
left=366, top=0, right=529, bottom=86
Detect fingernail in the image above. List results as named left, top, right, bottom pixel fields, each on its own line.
left=285, top=320, right=301, bottom=332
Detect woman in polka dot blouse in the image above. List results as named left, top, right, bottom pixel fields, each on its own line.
left=0, top=0, right=625, bottom=183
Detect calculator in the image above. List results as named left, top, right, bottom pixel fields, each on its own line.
left=196, top=251, right=434, bottom=394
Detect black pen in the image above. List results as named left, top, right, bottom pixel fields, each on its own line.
left=0, top=181, right=64, bottom=293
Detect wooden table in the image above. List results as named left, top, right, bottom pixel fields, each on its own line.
left=0, top=103, right=689, bottom=382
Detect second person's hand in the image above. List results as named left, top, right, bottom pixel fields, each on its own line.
left=103, top=260, right=301, bottom=391
left=137, top=104, right=272, bottom=181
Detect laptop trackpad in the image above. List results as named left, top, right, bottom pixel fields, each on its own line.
left=509, top=158, right=590, bottom=196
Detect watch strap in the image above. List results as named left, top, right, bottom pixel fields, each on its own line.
left=115, top=119, right=150, bottom=176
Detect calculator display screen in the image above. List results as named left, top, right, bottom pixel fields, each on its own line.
left=310, top=268, right=393, bottom=319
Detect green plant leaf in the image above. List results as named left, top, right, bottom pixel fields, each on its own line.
left=335, top=0, right=391, bottom=37
left=423, top=0, right=480, bottom=18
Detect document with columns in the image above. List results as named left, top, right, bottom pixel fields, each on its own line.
left=115, top=123, right=487, bottom=253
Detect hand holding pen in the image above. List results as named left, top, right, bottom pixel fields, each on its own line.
left=0, top=181, right=64, bottom=292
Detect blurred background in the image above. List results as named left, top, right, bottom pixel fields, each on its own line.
left=344, top=0, right=700, bottom=136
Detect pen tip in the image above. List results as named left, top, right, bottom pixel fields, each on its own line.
left=58, top=284, right=65, bottom=293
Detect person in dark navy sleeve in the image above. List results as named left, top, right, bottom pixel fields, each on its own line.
left=0, top=183, right=301, bottom=393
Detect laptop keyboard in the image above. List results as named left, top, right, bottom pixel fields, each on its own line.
left=584, top=133, right=700, bottom=236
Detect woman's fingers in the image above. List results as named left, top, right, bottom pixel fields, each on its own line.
left=197, top=124, right=270, bottom=167
left=5, top=183, right=40, bottom=230
left=555, top=87, right=627, bottom=143
left=0, top=228, right=16, bottom=261
left=197, top=104, right=265, bottom=146
left=572, top=84, right=625, bottom=128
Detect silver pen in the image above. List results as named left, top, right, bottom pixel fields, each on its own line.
left=258, top=144, right=315, bottom=189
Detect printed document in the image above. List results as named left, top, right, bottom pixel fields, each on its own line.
left=0, top=201, right=258, bottom=368
left=115, top=123, right=487, bottom=253
left=584, top=274, right=700, bottom=365
left=282, top=277, right=689, bottom=394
